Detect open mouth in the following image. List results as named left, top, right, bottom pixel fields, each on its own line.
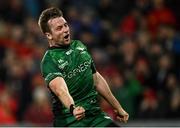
left=64, top=34, right=69, bottom=39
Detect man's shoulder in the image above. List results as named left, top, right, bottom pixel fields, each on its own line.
left=71, top=40, right=87, bottom=49
left=41, top=50, right=51, bottom=65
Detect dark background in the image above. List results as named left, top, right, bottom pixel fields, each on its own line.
left=0, top=0, right=180, bottom=126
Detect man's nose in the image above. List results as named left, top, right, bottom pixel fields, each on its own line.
left=63, top=26, right=69, bottom=33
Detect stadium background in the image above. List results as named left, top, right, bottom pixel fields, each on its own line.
left=0, top=0, right=180, bottom=126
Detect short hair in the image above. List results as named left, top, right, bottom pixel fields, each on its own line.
left=38, top=7, right=63, bottom=34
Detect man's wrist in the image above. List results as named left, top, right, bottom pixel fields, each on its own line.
left=70, top=104, right=75, bottom=114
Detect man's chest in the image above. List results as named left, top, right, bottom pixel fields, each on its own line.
left=54, top=47, right=92, bottom=77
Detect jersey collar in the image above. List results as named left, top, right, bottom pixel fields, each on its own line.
left=48, top=44, right=70, bottom=50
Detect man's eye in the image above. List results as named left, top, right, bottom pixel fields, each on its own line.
left=56, top=27, right=62, bottom=30
left=64, top=23, right=68, bottom=27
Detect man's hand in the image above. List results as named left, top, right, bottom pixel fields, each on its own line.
left=115, top=109, right=129, bottom=123
left=73, top=106, right=85, bottom=120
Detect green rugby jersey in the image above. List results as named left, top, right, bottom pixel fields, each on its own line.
left=41, top=40, right=110, bottom=126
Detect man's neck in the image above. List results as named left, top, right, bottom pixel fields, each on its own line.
left=49, top=43, right=70, bottom=49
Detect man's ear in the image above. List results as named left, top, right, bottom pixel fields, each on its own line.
left=45, top=32, right=52, bottom=40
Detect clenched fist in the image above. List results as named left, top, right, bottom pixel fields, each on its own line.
left=115, top=108, right=129, bottom=123
left=73, top=106, right=85, bottom=120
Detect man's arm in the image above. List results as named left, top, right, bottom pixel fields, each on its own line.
left=49, top=77, right=85, bottom=120
left=93, top=72, right=129, bottom=122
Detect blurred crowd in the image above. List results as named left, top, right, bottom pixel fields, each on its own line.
left=0, top=0, right=180, bottom=126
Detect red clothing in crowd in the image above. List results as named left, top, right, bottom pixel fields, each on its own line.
left=148, top=7, right=176, bottom=35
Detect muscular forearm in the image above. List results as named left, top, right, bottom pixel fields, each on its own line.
left=49, top=77, right=85, bottom=120
left=94, top=72, right=129, bottom=122
left=94, top=72, right=123, bottom=111
left=49, top=77, right=74, bottom=109
left=56, top=86, right=74, bottom=109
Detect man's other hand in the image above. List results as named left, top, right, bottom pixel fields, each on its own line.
left=115, top=109, right=129, bottom=123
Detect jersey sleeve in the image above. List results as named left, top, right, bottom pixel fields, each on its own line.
left=41, top=57, right=63, bottom=86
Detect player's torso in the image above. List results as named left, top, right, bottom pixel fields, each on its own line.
left=48, top=40, right=96, bottom=102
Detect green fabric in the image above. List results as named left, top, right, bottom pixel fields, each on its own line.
left=112, top=77, right=143, bottom=118
left=54, top=111, right=113, bottom=127
left=41, top=40, right=113, bottom=126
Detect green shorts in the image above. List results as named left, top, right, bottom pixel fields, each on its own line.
left=53, top=111, right=113, bottom=127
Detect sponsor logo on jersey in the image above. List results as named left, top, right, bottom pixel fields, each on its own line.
left=63, top=59, right=91, bottom=79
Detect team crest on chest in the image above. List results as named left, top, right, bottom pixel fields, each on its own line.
left=76, top=46, right=86, bottom=54
left=76, top=47, right=85, bottom=51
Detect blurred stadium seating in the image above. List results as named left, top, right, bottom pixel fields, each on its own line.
left=0, top=0, right=179, bottom=126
